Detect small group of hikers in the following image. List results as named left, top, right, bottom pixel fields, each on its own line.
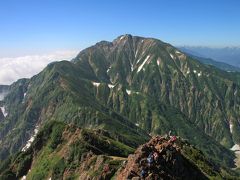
left=139, top=133, right=178, bottom=179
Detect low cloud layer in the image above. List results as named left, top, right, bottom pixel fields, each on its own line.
left=0, top=50, right=78, bottom=85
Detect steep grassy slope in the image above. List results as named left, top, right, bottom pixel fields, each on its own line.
left=0, top=61, right=148, bottom=160
left=0, top=121, right=133, bottom=179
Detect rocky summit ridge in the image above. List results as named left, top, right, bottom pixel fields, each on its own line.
left=117, top=135, right=221, bottom=180
left=0, top=121, right=228, bottom=179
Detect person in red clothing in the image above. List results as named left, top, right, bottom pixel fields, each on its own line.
left=168, top=135, right=177, bottom=143
left=103, top=164, right=110, bottom=173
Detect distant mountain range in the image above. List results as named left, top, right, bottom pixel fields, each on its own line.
left=179, top=46, right=240, bottom=69
left=180, top=52, right=240, bottom=72
left=1, top=35, right=240, bottom=179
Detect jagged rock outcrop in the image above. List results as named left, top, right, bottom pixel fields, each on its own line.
left=117, top=136, right=221, bottom=180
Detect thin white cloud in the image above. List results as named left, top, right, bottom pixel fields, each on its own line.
left=0, top=50, right=79, bottom=85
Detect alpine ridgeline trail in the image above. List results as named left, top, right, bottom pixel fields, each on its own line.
left=0, top=122, right=235, bottom=179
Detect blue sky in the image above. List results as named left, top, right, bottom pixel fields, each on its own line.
left=0, top=0, right=240, bottom=57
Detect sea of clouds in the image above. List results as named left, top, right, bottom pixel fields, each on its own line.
left=0, top=50, right=78, bottom=85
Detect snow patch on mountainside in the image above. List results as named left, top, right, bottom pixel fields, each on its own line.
left=22, top=92, right=27, bottom=103
left=170, top=53, right=175, bottom=59
left=131, top=64, right=134, bottom=71
left=108, top=84, right=115, bottom=88
left=229, top=122, right=233, bottom=134
left=136, top=58, right=141, bottom=64
left=21, top=175, right=26, bottom=180
left=192, top=70, right=202, bottom=77
left=137, top=55, right=150, bottom=72
left=231, top=144, right=240, bottom=152
left=125, top=90, right=140, bottom=95
left=231, top=144, right=240, bottom=167
left=22, top=125, right=39, bottom=152
left=157, top=58, right=160, bottom=66
left=92, top=82, right=100, bottom=87
left=120, top=36, right=125, bottom=40
left=176, top=50, right=181, bottom=54
left=0, top=106, right=7, bottom=117
left=126, top=89, right=131, bottom=95
left=135, top=49, right=139, bottom=57
left=234, top=90, right=238, bottom=96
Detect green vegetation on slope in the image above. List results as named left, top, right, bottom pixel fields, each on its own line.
left=0, top=34, right=240, bottom=176
left=0, top=121, right=133, bottom=179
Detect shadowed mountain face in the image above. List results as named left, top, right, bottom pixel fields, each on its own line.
left=0, top=35, right=240, bottom=173
left=0, top=85, right=9, bottom=101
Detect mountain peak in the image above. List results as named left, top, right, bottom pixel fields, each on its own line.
left=113, top=34, right=135, bottom=45
left=117, top=34, right=133, bottom=40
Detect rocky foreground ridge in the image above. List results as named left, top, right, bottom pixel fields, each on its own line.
left=117, top=135, right=222, bottom=180
left=2, top=121, right=237, bottom=180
